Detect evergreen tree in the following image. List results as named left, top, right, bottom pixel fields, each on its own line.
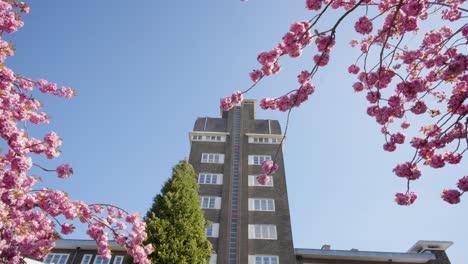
left=144, top=160, right=212, bottom=264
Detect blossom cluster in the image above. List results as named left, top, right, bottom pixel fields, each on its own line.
left=232, top=0, right=467, bottom=205
left=257, top=160, right=279, bottom=185
left=0, top=2, right=152, bottom=263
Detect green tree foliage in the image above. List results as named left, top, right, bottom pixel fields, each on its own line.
left=144, top=160, right=212, bottom=264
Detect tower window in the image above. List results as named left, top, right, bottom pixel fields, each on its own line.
left=201, top=153, right=225, bottom=163
left=198, top=173, right=223, bottom=184
left=248, top=225, right=277, bottom=240
left=200, top=196, right=221, bottom=209
left=248, top=155, right=271, bottom=165
left=248, top=199, right=275, bottom=211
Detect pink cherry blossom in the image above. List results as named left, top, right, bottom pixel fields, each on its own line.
left=456, top=176, right=468, bottom=192
left=56, top=164, right=73, bottom=178
left=262, top=160, right=279, bottom=175
left=394, top=192, right=417, bottom=205
left=441, top=189, right=461, bottom=204
left=354, top=16, right=373, bottom=34
left=256, top=174, right=270, bottom=185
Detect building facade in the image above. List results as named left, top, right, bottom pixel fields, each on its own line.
left=188, top=100, right=296, bottom=264
left=37, top=100, right=453, bottom=264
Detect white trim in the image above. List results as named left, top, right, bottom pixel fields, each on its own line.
left=201, top=153, right=225, bottom=164
left=206, top=223, right=219, bottom=237
left=189, top=131, right=229, bottom=143
left=200, top=196, right=221, bottom=209
left=248, top=255, right=279, bottom=264
left=209, top=254, right=217, bottom=264
left=248, top=224, right=277, bottom=240
left=248, top=155, right=271, bottom=165
left=248, top=198, right=275, bottom=211
left=198, top=173, right=223, bottom=185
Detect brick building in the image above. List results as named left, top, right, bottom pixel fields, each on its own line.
left=37, top=100, right=453, bottom=264
left=189, top=100, right=295, bottom=264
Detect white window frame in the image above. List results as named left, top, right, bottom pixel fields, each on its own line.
left=200, top=196, right=221, bottom=209
left=44, top=254, right=70, bottom=264
left=113, top=256, right=124, bottom=264
left=190, top=133, right=226, bottom=142
left=248, top=136, right=282, bottom=144
left=248, top=175, right=274, bottom=187
left=81, top=254, right=93, bottom=264
left=209, top=254, right=218, bottom=264
left=248, top=198, right=275, bottom=211
left=248, top=224, right=277, bottom=240
left=93, top=255, right=110, bottom=264
left=248, top=155, right=271, bottom=165
left=198, top=173, right=223, bottom=185
left=201, top=153, right=225, bottom=164
left=248, top=255, right=279, bottom=264
left=205, top=223, right=219, bottom=237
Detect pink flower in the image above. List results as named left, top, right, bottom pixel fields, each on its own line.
left=306, top=0, right=322, bottom=10
left=297, top=70, right=311, bottom=85
left=231, top=91, right=243, bottom=104
left=61, top=223, right=75, bottom=235
left=457, top=176, right=468, bottom=192
left=395, top=192, right=417, bottom=205
left=441, top=189, right=461, bottom=204
left=256, top=174, right=270, bottom=185
left=220, top=97, right=233, bottom=111
left=401, top=121, right=411, bottom=129
left=313, top=53, right=329, bottom=66
left=262, top=160, right=278, bottom=175
left=462, top=25, right=468, bottom=40
left=410, top=101, right=427, bottom=115
left=392, top=132, right=405, bottom=144
left=249, top=69, right=263, bottom=82
left=354, top=16, right=373, bottom=34
left=352, top=82, right=364, bottom=92
left=393, top=162, right=421, bottom=180
left=316, top=35, right=335, bottom=52
left=348, top=64, right=360, bottom=74
left=56, top=164, right=73, bottom=178
left=383, top=142, right=396, bottom=152
left=360, top=42, right=369, bottom=53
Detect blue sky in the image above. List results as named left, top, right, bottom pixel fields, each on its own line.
left=8, top=1, right=466, bottom=263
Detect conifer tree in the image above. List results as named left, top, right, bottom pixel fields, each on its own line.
left=144, top=160, right=212, bottom=264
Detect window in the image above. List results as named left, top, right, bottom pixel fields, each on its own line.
left=249, top=255, right=279, bottom=264
left=44, top=254, right=69, bottom=264
left=93, top=256, right=110, bottom=264
left=249, top=199, right=275, bottom=211
left=198, top=173, right=223, bottom=185
left=205, top=223, right=219, bottom=237
left=113, top=256, right=124, bottom=264
left=248, top=175, right=274, bottom=187
left=200, top=196, right=221, bottom=209
left=248, top=155, right=271, bottom=165
left=209, top=254, right=217, bottom=264
left=201, top=153, right=224, bottom=163
left=81, top=254, right=93, bottom=264
left=249, top=137, right=282, bottom=144
left=191, top=134, right=226, bottom=142
left=248, top=225, right=277, bottom=240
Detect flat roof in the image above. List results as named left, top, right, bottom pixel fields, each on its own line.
left=295, top=248, right=435, bottom=263
left=54, top=239, right=126, bottom=251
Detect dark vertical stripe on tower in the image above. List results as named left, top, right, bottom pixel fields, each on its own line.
left=228, top=106, right=241, bottom=264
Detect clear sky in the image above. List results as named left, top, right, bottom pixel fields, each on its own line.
left=8, top=1, right=466, bottom=263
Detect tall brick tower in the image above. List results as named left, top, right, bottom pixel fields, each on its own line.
left=188, top=100, right=296, bottom=264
